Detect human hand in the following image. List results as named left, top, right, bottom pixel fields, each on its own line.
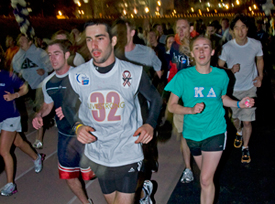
left=239, top=97, right=255, bottom=108
left=133, top=124, right=154, bottom=144
left=36, top=69, right=45, bottom=76
left=253, top=76, right=263, bottom=87
left=192, top=102, right=205, bottom=114
left=3, top=91, right=16, bottom=101
left=55, top=107, right=64, bottom=120
left=76, top=125, right=97, bottom=144
left=32, top=114, right=43, bottom=129
left=231, top=63, right=240, bottom=74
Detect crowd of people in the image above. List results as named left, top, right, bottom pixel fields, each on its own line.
left=0, top=13, right=273, bottom=204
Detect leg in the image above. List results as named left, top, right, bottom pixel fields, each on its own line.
left=0, top=130, right=17, bottom=183
left=33, top=127, right=44, bottom=149
left=66, top=178, right=89, bottom=204
left=181, top=136, right=191, bottom=169
left=233, top=118, right=242, bottom=132
left=14, top=133, right=37, bottom=160
left=242, top=121, right=252, bottom=147
left=180, top=136, right=194, bottom=183
left=198, top=151, right=223, bottom=204
left=104, top=191, right=135, bottom=204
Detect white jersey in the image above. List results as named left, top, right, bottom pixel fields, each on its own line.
left=69, top=58, right=144, bottom=167
left=219, top=37, right=263, bottom=91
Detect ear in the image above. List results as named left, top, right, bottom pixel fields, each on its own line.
left=111, top=36, right=117, bottom=47
left=131, top=29, right=135, bottom=37
left=65, top=51, right=70, bottom=60
left=211, top=49, right=215, bottom=56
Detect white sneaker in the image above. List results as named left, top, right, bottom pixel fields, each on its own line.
left=87, top=198, right=94, bottom=204
left=1, top=182, right=17, bottom=196
left=33, top=139, right=43, bottom=149
left=140, top=180, right=153, bottom=204
left=180, top=168, right=194, bottom=183
left=34, top=154, right=44, bottom=173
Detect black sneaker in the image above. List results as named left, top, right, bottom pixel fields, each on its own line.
left=241, top=148, right=251, bottom=163
left=234, top=133, right=242, bottom=148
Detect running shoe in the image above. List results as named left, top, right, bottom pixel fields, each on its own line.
left=1, top=182, right=17, bottom=196
left=180, top=168, right=194, bottom=183
left=32, top=139, right=43, bottom=149
left=34, top=153, right=46, bottom=173
left=241, top=148, right=251, bottom=163
left=234, top=132, right=242, bottom=148
left=140, top=180, right=153, bottom=204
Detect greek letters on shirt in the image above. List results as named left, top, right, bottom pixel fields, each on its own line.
left=21, top=58, right=38, bottom=69
left=194, top=87, right=217, bottom=98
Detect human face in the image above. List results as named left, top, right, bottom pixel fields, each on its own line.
left=19, top=36, right=31, bottom=51
left=166, top=36, right=175, bottom=51
left=85, top=24, right=116, bottom=67
left=221, top=20, right=229, bottom=30
left=48, top=44, right=69, bottom=74
left=148, top=31, right=158, bottom=47
left=206, top=26, right=215, bottom=37
left=233, top=20, right=248, bottom=43
left=176, top=19, right=190, bottom=41
left=156, top=25, right=163, bottom=35
left=191, top=37, right=214, bottom=67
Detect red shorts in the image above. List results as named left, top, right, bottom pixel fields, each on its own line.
left=58, top=163, right=95, bottom=180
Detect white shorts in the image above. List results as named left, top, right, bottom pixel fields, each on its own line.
left=0, top=116, right=22, bottom=133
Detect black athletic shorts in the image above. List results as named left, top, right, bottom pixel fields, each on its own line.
left=186, top=132, right=227, bottom=156
left=80, top=154, right=142, bottom=194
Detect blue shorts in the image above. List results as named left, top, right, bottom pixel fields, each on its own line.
left=186, top=133, right=227, bottom=156
left=57, top=132, right=95, bottom=180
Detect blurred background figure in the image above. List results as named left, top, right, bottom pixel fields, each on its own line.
left=5, top=35, right=19, bottom=71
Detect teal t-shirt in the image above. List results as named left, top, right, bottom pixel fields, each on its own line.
left=164, top=66, right=229, bottom=141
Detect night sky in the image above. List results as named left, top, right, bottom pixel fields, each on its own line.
left=0, top=0, right=75, bottom=17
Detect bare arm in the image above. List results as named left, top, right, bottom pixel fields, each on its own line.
left=222, top=95, right=254, bottom=108
left=253, top=56, right=264, bottom=87
left=167, top=93, right=204, bottom=115
left=32, top=102, right=54, bottom=129
left=3, top=83, right=28, bottom=101
left=218, top=59, right=240, bottom=74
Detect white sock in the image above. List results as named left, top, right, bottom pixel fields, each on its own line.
left=242, top=146, right=248, bottom=150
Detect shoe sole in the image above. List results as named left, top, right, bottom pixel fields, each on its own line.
left=33, top=144, right=43, bottom=149
left=241, top=158, right=251, bottom=163
left=234, top=136, right=242, bottom=148
left=1, top=189, right=18, bottom=196
left=181, top=179, right=194, bottom=183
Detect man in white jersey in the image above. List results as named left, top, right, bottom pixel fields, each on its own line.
left=218, top=14, right=264, bottom=163
left=68, top=20, right=161, bottom=204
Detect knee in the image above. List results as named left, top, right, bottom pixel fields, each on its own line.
left=200, top=175, right=213, bottom=189
left=0, top=149, right=10, bottom=158
left=243, top=121, right=251, bottom=128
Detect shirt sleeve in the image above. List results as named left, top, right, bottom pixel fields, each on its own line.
left=149, top=48, right=162, bottom=72
left=221, top=71, right=229, bottom=96
left=11, top=72, right=24, bottom=90
left=164, top=72, right=184, bottom=98
left=73, top=53, right=86, bottom=66
left=218, top=44, right=228, bottom=62
left=42, top=78, right=53, bottom=104
left=255, top=41, right=263, bottom=57
left=138, top=70, right=162, bottom=128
